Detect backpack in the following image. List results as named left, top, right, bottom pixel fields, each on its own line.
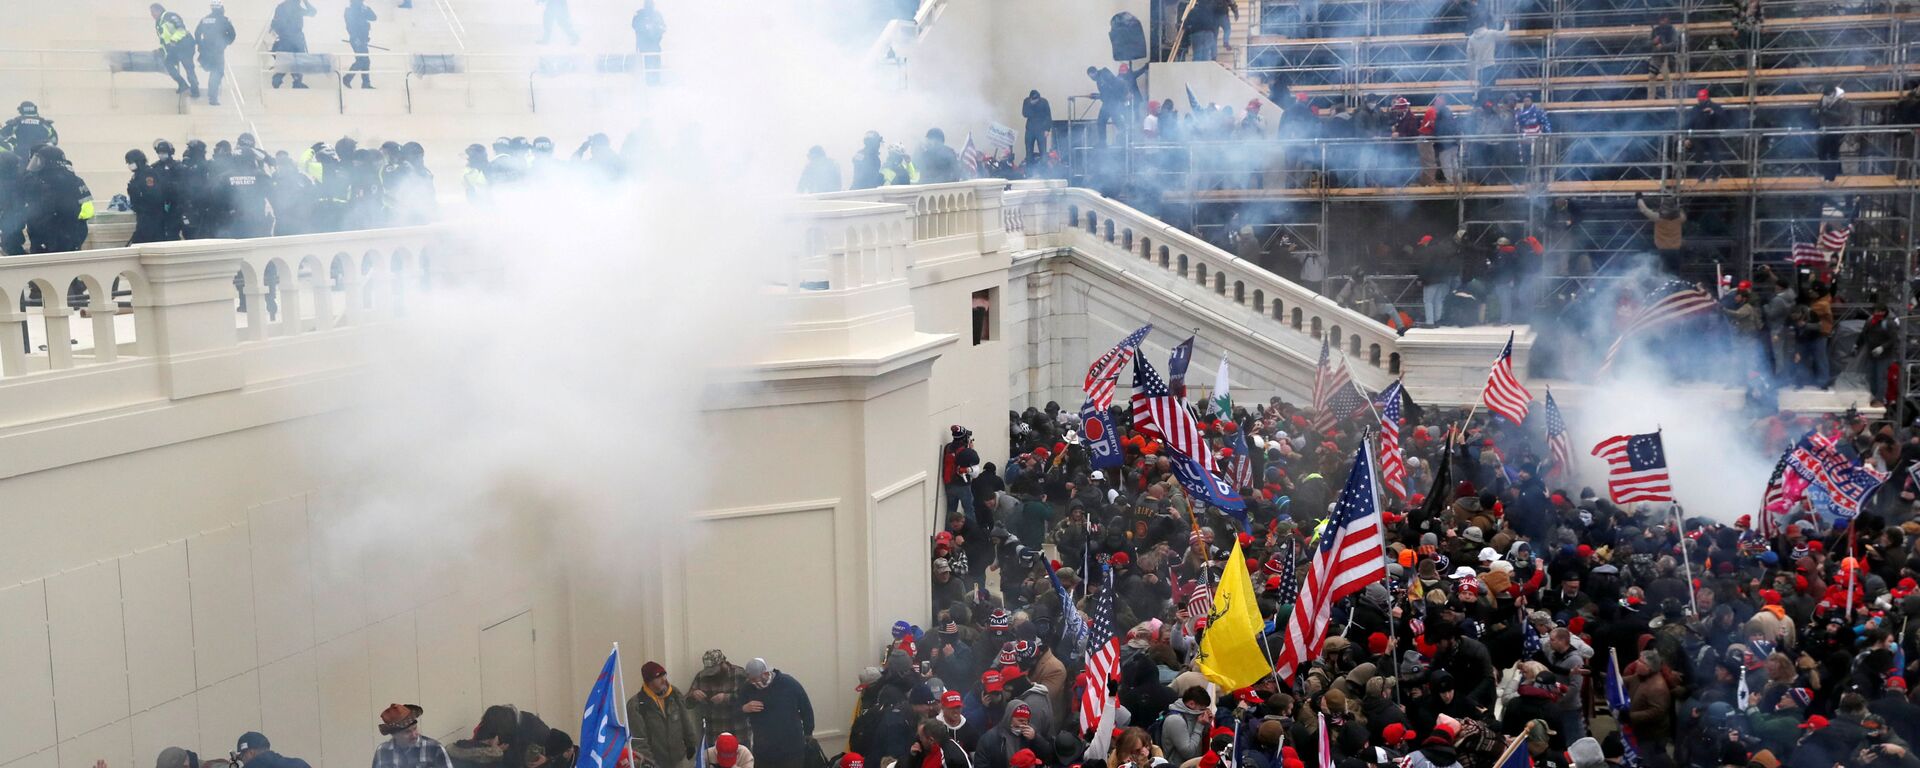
left=942, top=442, right=961, bottom=485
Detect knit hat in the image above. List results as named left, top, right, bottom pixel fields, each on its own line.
left=1567, top=737, right=1604, bottom=768
left=642, top=662, right=668, bottom=682
left=1368, top=633, right=1390, bottom=654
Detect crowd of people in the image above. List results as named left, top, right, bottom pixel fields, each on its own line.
left=885, top=388, right=1920, bottom=768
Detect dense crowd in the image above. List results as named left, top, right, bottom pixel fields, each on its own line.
left=879, top=392, right=1920, bottom=768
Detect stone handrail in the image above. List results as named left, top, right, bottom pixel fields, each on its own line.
left=0, top=227, right=450, bottom=405
left=1003, top=182, right=1402, bottom=373
left=815, top=179, right=1009, bottom=267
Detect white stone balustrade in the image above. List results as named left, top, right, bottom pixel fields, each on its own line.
left=0, top=228, right=449, bottom=430
left=816, top=179, right=1008, bottom=271
left=1002, top=183, right=1405, bottom=376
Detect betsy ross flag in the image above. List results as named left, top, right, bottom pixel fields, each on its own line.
left=1544, top=389, right=1573, bottom=479
left=1377, top=381, right=1407, bottom=502
left=1592, top=432, right=1673, bottom=504
left=579, top=646, right=631, bottom=768
left=960, top=133, right=984, bottom=177
left=1077, top=566, right=1121, bottom=750
left=1311, top=339, right=1369, bottom=433
left=1086, top=323, right=1152, bottom=411
left=1274, top=439, right=1388, bottom=683
left=1133, top=355, right=1218, bottom=474
left=1601, top=281, right=1718, bottom=372
left=1482, top=331, right=1532, bottom=425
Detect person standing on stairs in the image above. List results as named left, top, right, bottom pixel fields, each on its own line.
left=345, top=0, right=378, bottom=89
left=270, top=0, right=317, bottom=89
left=538, top=0, right=581, bottom=46
left=632, top=0, right=666, bottom=85
left=195, top=2, right=236, bottom=105
left=151, top=4, right=200, bottom=99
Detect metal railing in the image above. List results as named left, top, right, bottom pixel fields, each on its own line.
left=251, top=49, right=668, bottom=114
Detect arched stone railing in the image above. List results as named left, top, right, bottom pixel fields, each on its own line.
left=1001, top=184, right=1399, bottom=374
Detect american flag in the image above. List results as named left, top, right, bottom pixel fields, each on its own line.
left=1133, top=355, right=1218, bottom=474
left=960, top=133, right=984, bottom=178
left=1482, top=331, right=1532, bottom=425
left=1591, top=432, right=1674, bottom=504
left=1224, top=426, right=1254, bottom=489
left=1521, top=607, right=1543, bottom=657
left=1086, top=324, right=1152, bottom=411
left=1544, top=389, right=1572, bottom=478
left=1274, top=439, right=1388, bottom=683
left=1759, top=450, right=1788, bottom=538
left=1820, top=222, right=1853, bottom=258
left=1076, top=565, right=1121, bottom=739
left=1276, top=539, right=1299, bottom=604
left=1792, top=241, right=1828, bottom=266
left=1185, top=575, right=1215, bottom=619
left=1377, top=381, right=1407, bottom=501
left=1600, top=281, right=1718, bottom=372
left=1317, top=712, right=1332, bottom=768
left=1311, top=340, right=1368, bottom=433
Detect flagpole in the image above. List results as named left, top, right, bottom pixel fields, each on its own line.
left=1672, top=501, right=1699, bottom=617
left=611, top=642, right=633, bottom=737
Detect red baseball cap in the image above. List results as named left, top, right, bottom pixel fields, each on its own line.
left=942, top=691, right=964, bottom=709
left=843, top=755, right=865, bottom=768
left=1800, top=715, right=1830, bottom=730
left=1011, top=751, right=1041, bottom=768
left=982, top=670, right=1005, bottom=692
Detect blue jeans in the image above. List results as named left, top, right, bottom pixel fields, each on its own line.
left=1189, top=30, right=1217, bottom=61
left=1807, top=336, right=1831, bottom=388
left=944, top=483, right=975, bottom=522
left=1423, top=283, right=1449, bottom=324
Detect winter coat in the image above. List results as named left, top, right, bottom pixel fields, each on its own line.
left=628, top=686, right=700, bottom=768
left=1402, top=743, right=1464, bottom=768
left=690, top=663, right=750, bottom=737
left=1625, top=666, right=1672, bottom=742
left=1159, top=700, right=1210, bottom=767
left=918, top=141, right=961, bottom=183
left=974, top=702, right=1056, bottom=768
left=1816, top=93, right=1857, bottom=129
left=1030, top=650, right=1068, bottom=717
left=1636, top=199, right=1685, bottom=250
left=741, top=671, right=816, bottom=762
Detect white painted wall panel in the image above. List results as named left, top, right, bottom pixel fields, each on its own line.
left=46, top=562, right=130, bottom=738
left=0, top=584, right=58, bottom=765
left=120, top=543, right=197, bottom=712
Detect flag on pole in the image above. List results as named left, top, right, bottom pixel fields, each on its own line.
left=1482, top=331, right=1532, bottom=425
left=1184, top=576, right=1214, bottom=620
left=1792, top=241, right=1828, bottom=266
left=1168, top=336, right=1197, bottom=398
left=1601, top=281, right=1718, bottom=372
left=1492, top=736, right=1534, bottom=768
left=579, top=646, right=631, bottom=768
left=1223, top=424, right=1253, bottom=490
left=1133, top=355, right=1219, bottom=475
left=1317, top=713, right=1332, bottom=768
left=1086, top=323, right=1152, bottom=411
left=1591, top=432, right=1675, bottom=504
left=1186, top=85, right=1202, bottom=111
left=1544, top=389, right=1573, bottom=479
left=1605, top=649, right=1644, bottom=766
left=1759, top=450, right=1789, bottom=539
left=1196, top=542, right=1272, bottom=690
left=1274, top=439, right=1388, bottom=682
left=1820, top=222, right=1854, bottom=258
left=1785, top=431, right=1889, bottom=522
left=1077, top=566, right=1121, bottom=749
left=1048, top=560, right=1088, bottom=662
left=1311, top=340, right=1368, bottom=433
left=1521, top=606, right=1542, bottom=657
left=1377, top=381, right=1407, bottom=502
left=1081, top=396, right=1127, bottom=470
left=1275, top=539, right=1299, bottom=606
left=960, top=133, right=984, bottom=178
left=1209, top=353, right=1233, bottom=418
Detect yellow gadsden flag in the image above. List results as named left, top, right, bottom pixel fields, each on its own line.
left=1195, top=541, right=1271, bottom=690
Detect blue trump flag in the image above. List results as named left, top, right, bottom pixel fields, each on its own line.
left=580, top=646, right=630, bottom=768
left=1169, top=450, right=1248, bottom=526
left=1081, top=396, right=1126, bottom=470
left=1167, top=335, right=1196, bottom=397
left=1604, top=649, right=1643, bottom=767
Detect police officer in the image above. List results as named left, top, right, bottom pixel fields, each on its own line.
left=219, top=152, right=271, bottom=238
left=269, top=0, right=317, bottom=89
left=268, top=150, right=315, bottom=236
left=462, top=144, right=490, bottom=202
left=151, top=3, right=200, bottom=98
left=0, top=153, right=25, bottom=254
left=195, top=1, right=236, bottom=105
left=0, top=102, right=57, bottom=160
left=125, top=149, right=170, bottom=244
left=23, top=145, right=92, bottom=254
left=344, top=0, right=377, bottom=89
left=178, top=139, right=213, bottom=238
left=150, top=139, right=186, bottom=240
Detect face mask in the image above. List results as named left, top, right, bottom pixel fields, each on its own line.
left=129, top=163, right=139, bottom=171
left=1578, top=511, right=1593, bottom=526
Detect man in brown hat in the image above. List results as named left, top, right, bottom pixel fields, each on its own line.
left=373, top=703, right=452, bottom=768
